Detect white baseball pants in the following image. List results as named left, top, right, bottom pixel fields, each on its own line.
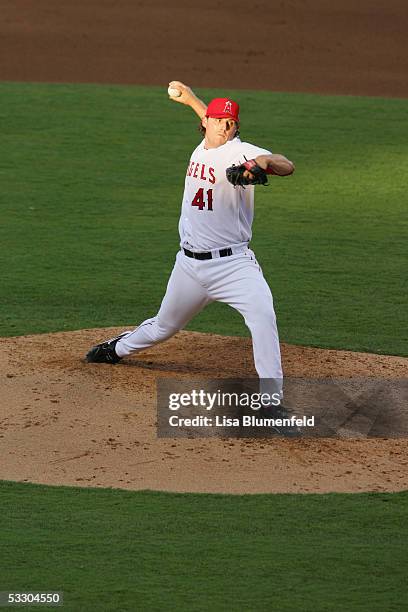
left=115, top=248, right=283, bottom=380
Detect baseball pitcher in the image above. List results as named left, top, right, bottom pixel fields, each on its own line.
left=86, top=81, right=296, bottom=430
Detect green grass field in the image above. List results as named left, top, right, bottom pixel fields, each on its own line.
left=1, top=482, right=407, bottom=611
left=1, top=83, right=407, bottom=610
left=1, top=83, right=407, bottom=354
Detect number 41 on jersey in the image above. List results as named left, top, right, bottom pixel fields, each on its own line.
left=192, top=188, right=213, bottom=211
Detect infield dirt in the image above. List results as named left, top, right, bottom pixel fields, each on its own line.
left=1, top=1, right=407, bottom=493
left=1, top=0, right=408, bottom=98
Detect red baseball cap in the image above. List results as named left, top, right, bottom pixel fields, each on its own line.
left=206, top=98, right=240, bottom=122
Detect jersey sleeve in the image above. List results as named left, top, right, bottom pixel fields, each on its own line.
left=240, top=142, right=272, bottom=158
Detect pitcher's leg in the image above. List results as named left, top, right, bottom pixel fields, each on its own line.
left=209, top=252, right=283, bottom=380
left=116, top=253, right=211, bottom=357
left=239, top=285, right=283, bottom=380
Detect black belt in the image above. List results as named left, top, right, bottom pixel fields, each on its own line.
left=183, top=247, right=233, bottom=260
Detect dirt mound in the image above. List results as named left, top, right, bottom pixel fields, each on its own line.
left=1, top=328, right=407, bottom=494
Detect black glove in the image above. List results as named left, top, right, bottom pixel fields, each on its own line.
left=226, top=159, right=268, bottom=187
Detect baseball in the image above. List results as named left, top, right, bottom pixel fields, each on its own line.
left=168, top=86, right=181, bottom=98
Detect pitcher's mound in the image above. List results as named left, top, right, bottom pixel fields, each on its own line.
left=1, top=328, right=407, bottom=494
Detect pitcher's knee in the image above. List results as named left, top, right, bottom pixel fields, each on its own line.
left=246, top=309, right=277, bottom=334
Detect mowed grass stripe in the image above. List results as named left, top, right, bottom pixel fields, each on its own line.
left=0, top=83, right=407, bottom=355
left=1, top=481, right=407, bottom=611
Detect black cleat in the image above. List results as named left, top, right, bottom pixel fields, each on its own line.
left=86, top=333, right=128, bottom=364
left=260, top=402, right=302, bottom=437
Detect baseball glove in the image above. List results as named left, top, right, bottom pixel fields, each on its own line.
left=226, top=159, right=268, bottom=187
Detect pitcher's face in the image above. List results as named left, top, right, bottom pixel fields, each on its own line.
left=202, top=116, right=238, bottom=149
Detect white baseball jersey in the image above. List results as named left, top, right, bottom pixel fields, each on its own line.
left=179, top=137, right=271, bottom=251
